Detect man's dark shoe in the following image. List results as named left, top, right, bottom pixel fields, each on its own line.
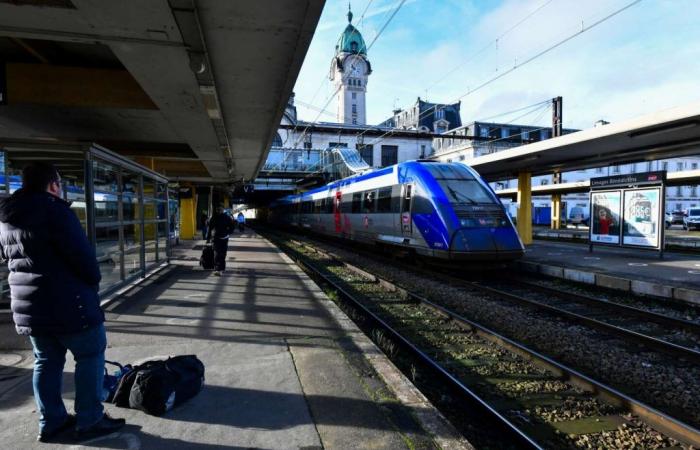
left=73, top=414, right=125, bottom=441
left=37, top=414, right=76, bottom=443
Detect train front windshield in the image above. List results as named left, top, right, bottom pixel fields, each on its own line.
left=425, top=164, right=494, bottom=205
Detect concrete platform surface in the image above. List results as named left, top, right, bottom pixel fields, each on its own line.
left=0, top=231, right=465, bottom=449
left=520, top=241, right=700, bottom=304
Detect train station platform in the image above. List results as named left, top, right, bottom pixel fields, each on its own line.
left=0, top=232, right=465, bottom=449
left=519, top=241, right=700, bottom=305
left=533, top=225, right=700, bottom=250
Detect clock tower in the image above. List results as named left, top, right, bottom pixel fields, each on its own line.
left=330, top=5, right=371, bottom=125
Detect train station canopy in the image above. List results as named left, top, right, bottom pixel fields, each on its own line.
left=0, top=0, right=324, bottom=184
left=468, top=101, right=700, bottom=181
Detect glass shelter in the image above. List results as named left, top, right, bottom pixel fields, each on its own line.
left=0, top=143, right=172, bottom=300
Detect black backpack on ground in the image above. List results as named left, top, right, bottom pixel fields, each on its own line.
left=199, top=245, right=214, bottom=270
left=112, top=355, right=205, bottom=416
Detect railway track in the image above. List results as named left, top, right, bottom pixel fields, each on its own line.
left=260, top=229, right=699, bottom=449
left=473, top=278, right=700, bottom=361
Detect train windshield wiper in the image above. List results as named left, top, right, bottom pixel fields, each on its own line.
left=446, top=186, right=477, bottom=205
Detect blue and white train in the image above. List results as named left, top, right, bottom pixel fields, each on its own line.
left=269, top=161, right=524, bottom=261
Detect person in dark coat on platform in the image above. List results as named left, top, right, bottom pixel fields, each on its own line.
left=0, top=163, right=125, bottom=442
left=206, top=206, right=234, bottom=276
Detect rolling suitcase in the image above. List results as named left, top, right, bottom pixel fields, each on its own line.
left=199, top=245, right=215, bottom=270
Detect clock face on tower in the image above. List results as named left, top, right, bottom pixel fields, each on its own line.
left=349, top=59, right=364, bottom=77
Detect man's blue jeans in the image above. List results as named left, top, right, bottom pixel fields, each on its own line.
left=29, top=323, right=106, bottom=433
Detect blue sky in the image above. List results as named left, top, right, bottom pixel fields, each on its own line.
left=292, top=0, right=700, bottom=130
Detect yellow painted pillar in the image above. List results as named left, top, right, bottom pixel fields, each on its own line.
left=180, top=185, right=196, bottom=240
left=551, top=194, right=561, bottom=230
left=517, top=172, right=533, bottom=245
left=223, top=196, right=230, bottom=209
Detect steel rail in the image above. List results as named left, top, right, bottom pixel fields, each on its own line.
left=510, top=277, right=700, bottom=334
left=270, top=232, right=700, bottom=447
left=471, top=281, right=700, bottom=365
left=283, top=245, right=542, bottom=449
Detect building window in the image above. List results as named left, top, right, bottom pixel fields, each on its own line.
left=358, top=144, right=373, bottom=166
left=693, top=163, right=698, bottom=170
left=352, top=118, right=357, bottom=125
left=352, top=104, right=357, bottom=114
left=419, top=145, right=426, bottom=159
left=692, top=186, right=698, bottom=197
left=303, top=141, right=312, bottom=150
left=596, top=167, right=604, bottom=174
left=646, top=161, right=653, bottom=172
left=662, top=161, right=668, bottom=171
left=677, top=162, right=684, bottom=171
left=676, top=186, right=682, bottom=196
left=676, top=203, right=682, bottom=211
left=352, top=92, right=356, bottom=99
left=612, top=165, right=620, bottom=173
left=541, top=129, right=552, bottom=140
left=459, top=155, right=466, bottom=161
left=381, top=145, right=398, bottom=167
left=358, top=79, right=361, bottom=86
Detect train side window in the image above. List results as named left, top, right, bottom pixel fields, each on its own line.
left=363, top=190, right=376, bottom=213
left=377, top=187, right=392, bottom=213
left=314, top=199, right=322, bottom=214
left=352, top=192, right=362, bottom=213
left=326, top=197, right=334, bottom=213
left=340, top=196, right=351, bottom=213
left=391, top=185, right=402, bottom=213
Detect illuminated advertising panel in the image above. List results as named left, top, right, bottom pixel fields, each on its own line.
left=622, top=188, right=661, bottom=248
left=590, top=190, right=621, bottom=245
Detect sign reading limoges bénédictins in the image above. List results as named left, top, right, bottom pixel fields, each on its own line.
left=590, top=171, right=666, bottom=188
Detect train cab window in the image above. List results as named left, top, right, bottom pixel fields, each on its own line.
left=377, top=187, right=392, bottom=213
left=351, top=192, right=362, bottom=213
left=363, top=190, right=376, bottom=213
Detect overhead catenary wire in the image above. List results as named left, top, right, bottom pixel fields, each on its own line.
left=425, top=0, right=555, bottom=95
left=364, top=0, right=643, bottom=149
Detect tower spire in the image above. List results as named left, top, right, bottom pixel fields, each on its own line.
left=347, top=2, right=353, bottom=23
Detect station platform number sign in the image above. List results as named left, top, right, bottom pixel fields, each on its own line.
left=589, top=171, right=666, bottom=253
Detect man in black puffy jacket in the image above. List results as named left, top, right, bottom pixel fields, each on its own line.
left=0, top=163, right=125, bottom=442
left=206, top=206, right=235, bottom=276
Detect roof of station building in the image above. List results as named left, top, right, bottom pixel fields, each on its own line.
left=336, top=7, right=367, bottom=56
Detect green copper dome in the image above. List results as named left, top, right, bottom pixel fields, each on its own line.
left=336, top=7, right=367, bottom=56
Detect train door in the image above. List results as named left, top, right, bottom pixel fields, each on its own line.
left=334, top=190, right=342, bottom=233
left=401, top=184, right=413, bottom=236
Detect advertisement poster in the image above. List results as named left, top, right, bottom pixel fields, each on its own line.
left=622, top=188, right=661, bottom=248
left=590, top=191, right=621, bottom=244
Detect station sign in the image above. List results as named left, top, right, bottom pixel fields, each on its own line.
left=589, top=171, right=665, bottom=255
left=590, top=171, right=665, bottom=188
